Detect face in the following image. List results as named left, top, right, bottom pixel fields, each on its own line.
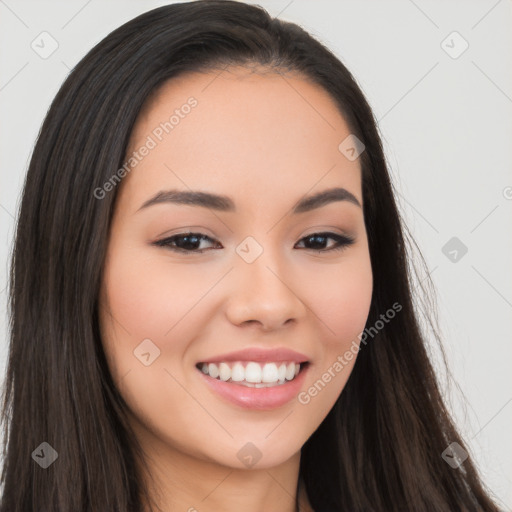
left=99, top=66, right=373, bottom=471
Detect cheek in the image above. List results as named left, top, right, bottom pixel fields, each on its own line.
left=306, top=252, right=373, bottom=348
left=98, top=248, right=210, bottom=436
left=295, top=255, right=372, bottom=423
left=102, top=245, right=216, bottom=343
left=98, top=244, right=212, bottom=401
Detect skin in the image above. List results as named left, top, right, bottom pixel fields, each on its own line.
left=99, top=65, right=373, bottom=512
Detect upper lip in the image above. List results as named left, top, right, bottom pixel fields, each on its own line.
left=197, top=347, right=310, bottom=364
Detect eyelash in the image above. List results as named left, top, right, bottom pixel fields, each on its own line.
left=153, top=231, right=355, bottom=254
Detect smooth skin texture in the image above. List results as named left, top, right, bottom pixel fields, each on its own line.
left=99, top=66, right=373, bottom=512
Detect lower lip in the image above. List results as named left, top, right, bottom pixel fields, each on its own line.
left=197, top=364, right=310, bottom=410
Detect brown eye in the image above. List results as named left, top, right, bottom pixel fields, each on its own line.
left=153, top=231, right=355, bottom=254
left=295, top=232, right=355, bottom=253
left=154, top=232, right=220, bottom=253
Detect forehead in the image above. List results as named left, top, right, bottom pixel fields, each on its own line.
left=120, top=66, right=362, bottom=212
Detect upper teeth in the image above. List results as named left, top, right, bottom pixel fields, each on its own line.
left=199, top=361, right=301, bottom=385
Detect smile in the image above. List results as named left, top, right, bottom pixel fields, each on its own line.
left=196, top=361, right=303, bottom=387
left=196, top=360, right=311, bottom=410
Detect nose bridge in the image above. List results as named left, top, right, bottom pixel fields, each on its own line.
left=226, top=235, right=305, bottom=329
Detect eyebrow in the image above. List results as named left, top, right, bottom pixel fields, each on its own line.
left=137, top=186, right=361, bottom=214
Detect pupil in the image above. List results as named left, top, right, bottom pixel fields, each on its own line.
left=178, top=235, right=199, bottom=250
left=308, top=235, right=325, bottom=249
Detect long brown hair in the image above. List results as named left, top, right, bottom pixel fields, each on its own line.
left=0, top=1, right=502, bottom=510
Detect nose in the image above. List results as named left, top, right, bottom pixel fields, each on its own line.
left=224, top=248, right=307, bottom=331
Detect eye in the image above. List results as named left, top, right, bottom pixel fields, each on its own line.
left=153, top=231, right=355, bottom=254
left=153, top=232, right=220, bottom=253
left=295, top=232, right=355, bottom=253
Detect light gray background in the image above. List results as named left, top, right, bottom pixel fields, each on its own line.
left=1, top=0, right=511, bottom=508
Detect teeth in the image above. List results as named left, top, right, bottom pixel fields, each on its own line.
left=245, top=362, right=262, bottom=383
left=285, top=362, right=295, bottom=380
left=208, top=363, right=219, bottom=379
left=262, top=362, right=279, bottom=383
left=278, top=363, right=287, bottom=382
left=231, top=362, right=244, bottom=382
left=199, top=361, right=304, bottom=385
left=219, top=362, right=231, bottom=381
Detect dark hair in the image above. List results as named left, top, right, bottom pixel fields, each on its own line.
left=0, top=1, right=502, bottom=511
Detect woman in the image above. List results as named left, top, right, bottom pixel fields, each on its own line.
left=0, top=1, right=502, bottom=511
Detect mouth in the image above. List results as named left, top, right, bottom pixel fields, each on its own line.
left=194, top=347, right=311, bottom=410
left=195, top=360, right=310, bottom=388
left=195, top=359, right=311, bottom=410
